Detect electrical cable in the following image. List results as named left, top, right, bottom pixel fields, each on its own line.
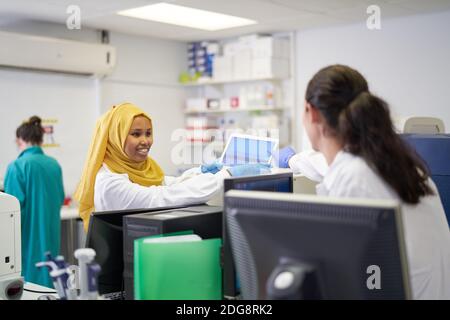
left=24, top=288, right=57, bottom=294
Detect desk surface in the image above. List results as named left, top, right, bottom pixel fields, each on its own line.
left=21, top=282, right=59, bottom=300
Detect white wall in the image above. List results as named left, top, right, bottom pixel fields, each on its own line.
left=0, top=69, right=99, bottom=195
left=0, top=22, right=187, bottom=195
left=295, top=10, right=450, bottom=149
left=100, top=32, right=187, bottom=176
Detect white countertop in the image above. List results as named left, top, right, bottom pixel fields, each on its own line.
left=21, top=282, right=59, bottom=300
left=61, top=206, right=80, bottom=220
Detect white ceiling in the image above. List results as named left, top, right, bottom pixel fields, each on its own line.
left=0, top=0, right=449, bottom=41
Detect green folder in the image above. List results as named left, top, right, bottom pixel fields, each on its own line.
left=134, top=231, right=222, bottom=300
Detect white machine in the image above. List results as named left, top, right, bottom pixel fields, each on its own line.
left=0, top=192, right=23, bottom=300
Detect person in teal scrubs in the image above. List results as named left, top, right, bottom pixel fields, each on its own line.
left=4, top=116, right=64, bottom=288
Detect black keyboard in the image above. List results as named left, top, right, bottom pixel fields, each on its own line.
left=103, top=291, right=125, bottom=300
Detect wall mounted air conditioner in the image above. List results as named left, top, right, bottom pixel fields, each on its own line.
left=0, top=31, right=116, bottom=76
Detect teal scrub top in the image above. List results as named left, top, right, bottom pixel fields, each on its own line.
left=4, top=146, right=64, bottom=288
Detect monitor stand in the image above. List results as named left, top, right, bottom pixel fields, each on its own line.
left=266, top=258, right=323, bottom=300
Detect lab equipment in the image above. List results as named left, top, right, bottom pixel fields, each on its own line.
left=35, top=253, right=79, bottom=300
left=123, top=205, right=222, bottom=300
left=272, top=146, right=296, bottom=168
left=74, top=248, right=100, bottom=300
left=222, top=173, right=293, bottom=299
left=224, top=190, right=411, bottom=299
left=46, top=253, right=72, bottom=298
left=35, top=260, right=66, bottom=299
left=0, top=192, right=23, bottom=300
left=219, top=133, right=278, bottom=166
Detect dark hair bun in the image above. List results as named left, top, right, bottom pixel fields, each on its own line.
left=29, top=116, right=42, bottom=126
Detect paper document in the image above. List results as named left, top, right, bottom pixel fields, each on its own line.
left=143, top=234, right=202, bottom=244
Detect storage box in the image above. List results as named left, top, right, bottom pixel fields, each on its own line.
left=252, top=37, right=290, bottom=59
left=185, top=116, right=217, bottom=128
left=251, top=57, right=290, bottom=79
left=219, top=98, right=231, bottom=110
left=186, top=98, right=208, bottom=112
left=213, top=56, right=233, bottom=81
left=232, top=49, right=252, bottom=80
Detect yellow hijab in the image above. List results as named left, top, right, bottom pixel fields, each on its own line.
left=74, top=103, right=164, bottom=231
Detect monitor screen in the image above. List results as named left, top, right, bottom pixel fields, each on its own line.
left=224, top=190, right=412, bottom=300
left=221, top=135, right=277, bottom=166
left=85, top=204, right=188, bottom=295
left=222, top=173, right=293, bottom=299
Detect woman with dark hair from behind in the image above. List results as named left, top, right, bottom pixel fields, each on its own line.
left=4, top=116, right=64, bottom=288
left=300, top=65, right=450, bottom=299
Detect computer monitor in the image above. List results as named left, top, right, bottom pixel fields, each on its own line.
left=85, top=204, right=189, bottom=295
left=222, top=173, right=293, bottom=299
left=224, top=190, right=412, bottom=300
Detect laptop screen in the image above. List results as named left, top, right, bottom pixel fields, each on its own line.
left=221, top=135, right=277, bottom=166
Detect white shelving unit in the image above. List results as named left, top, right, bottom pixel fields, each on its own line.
left=184, top=106, right=287, bottom=114
left=182, top=77, right=283, bottom=86
left=181, top=33, right=295, bottom=166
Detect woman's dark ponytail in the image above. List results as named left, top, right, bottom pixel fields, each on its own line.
left=339, top=91, right=433, bottom=204
left=306, top=65, right=433, bottom=204
left=16, top=115, right=44, bottom=145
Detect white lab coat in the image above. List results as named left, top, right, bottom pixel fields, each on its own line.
left=94, top=164, right=229, bottom=212
left=288, top=150, right=329, bottom=182
left=310, top=150, right=450, bottom=300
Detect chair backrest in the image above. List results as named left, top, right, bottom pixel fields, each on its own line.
left=397, top=116, right=445, bottom=134
left=402, top=134, right=450, bottom=227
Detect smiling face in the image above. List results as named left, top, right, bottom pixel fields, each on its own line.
left=124, top=116, right=153, bottom=163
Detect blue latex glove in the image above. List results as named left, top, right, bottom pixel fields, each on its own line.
left=228, top=163, right=271, bottom=177
left=201, top=160, right=224, bottom=174
left=272, top=146, right=296, bottom=168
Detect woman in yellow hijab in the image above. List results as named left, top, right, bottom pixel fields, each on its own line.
left=74, top=103, right=227, bottom=231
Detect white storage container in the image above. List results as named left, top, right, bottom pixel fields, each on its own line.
left=252, top=37, right=290, bottom=59
left=185, top=98, right=208, bottom=112
left=251, top=58, right=290, bottom=79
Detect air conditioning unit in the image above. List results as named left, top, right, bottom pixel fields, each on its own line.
left=0, top=31, right=116, bottom=76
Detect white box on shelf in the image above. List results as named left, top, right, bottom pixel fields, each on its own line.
left=186, top=116, right=217, bottom=128
left=186, top=127, right=217, bottom=141
left=206, top=42, right=221, bottom=55
left=252, top=37, right=290, bottom=59
left=238, top=34, right=260, bottom=44
left=232, top=49, right=252, bottom=80
left=251, top=114, right=280, bottom=130
left=220, top=98, right=231, bottom=110
left=251, top=58, right=290, bottom=79
left=213, top=55, right=233, bottom=81
left=223, top=42, right=238, bottom=57
left=223, top=41, right=249, bottom=57
left=186, top=98, right=208, bottom=112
